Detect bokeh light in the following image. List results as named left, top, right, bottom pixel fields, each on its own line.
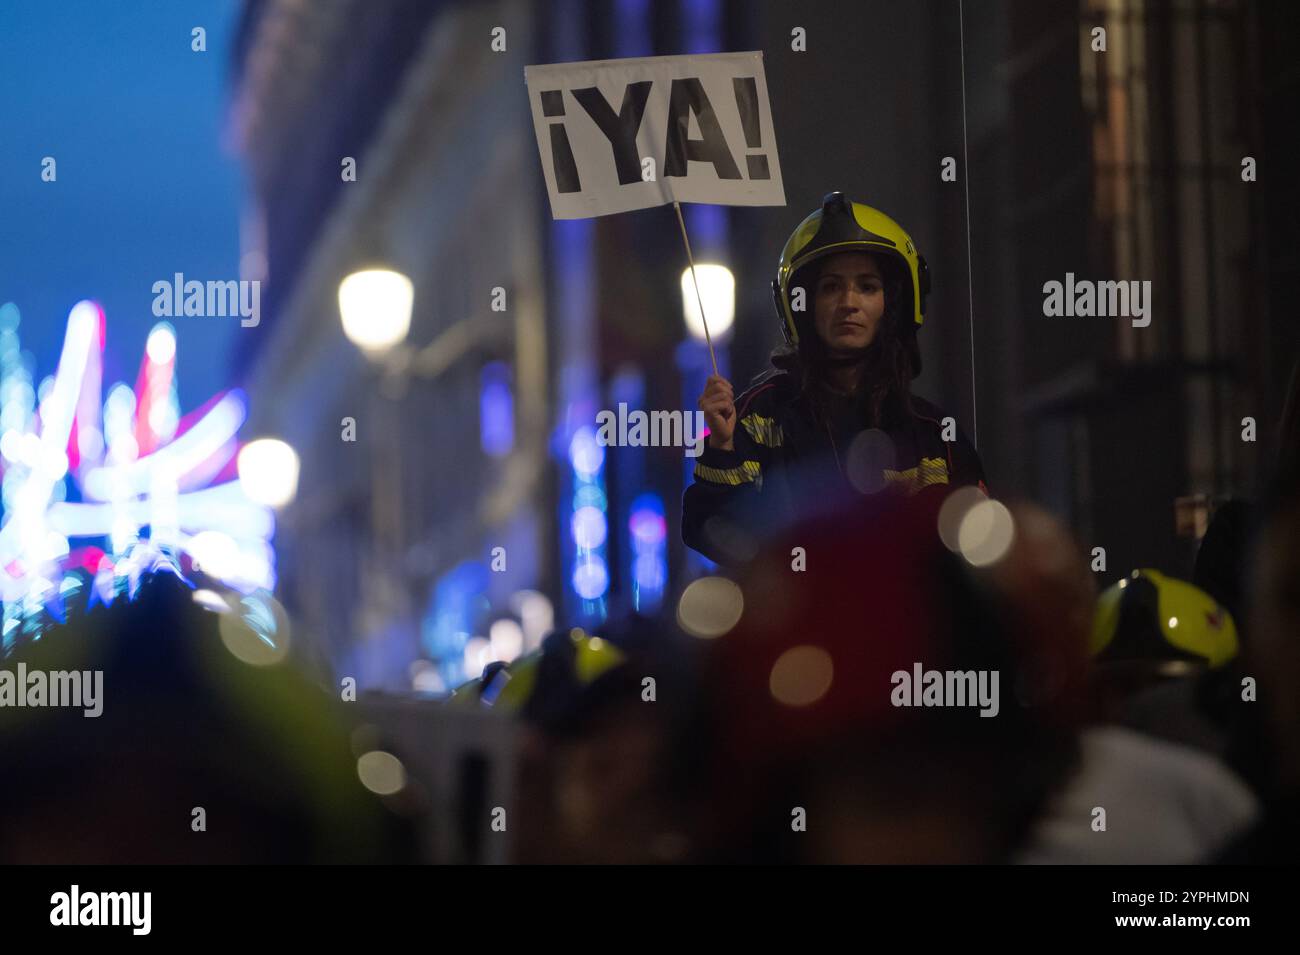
left=676, top=576, right=744, bottom=639
left=769, top=645, right=835, bottom=707
left=956, top=499, right=1016, bottom=568
left=844, top=429, right=896, bottom=495
left=356, top=751, right=406, bottom=796
left=145, top=322, right=177, bottom=365
left=218, top=590, right=290, bottom=666
left=572, top=554, right=609, bottom=600
left=237, top=437, right=299, bottom=508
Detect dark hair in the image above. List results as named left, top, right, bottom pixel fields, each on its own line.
left=769, top=252, right=916, bottom=429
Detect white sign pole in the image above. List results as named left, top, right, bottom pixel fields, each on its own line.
left=672, top=200, right=718, bottom=376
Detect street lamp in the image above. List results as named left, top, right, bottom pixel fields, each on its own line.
left=337, top=268, right=415, bottom=641
left=339, top=268, right=414, bottom=354
left=680, top=263, right=735, bottom=343
left=237, top=437, right=300, bottom=508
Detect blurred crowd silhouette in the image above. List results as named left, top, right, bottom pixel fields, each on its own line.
left=2, top=363, right=1297, bottom=866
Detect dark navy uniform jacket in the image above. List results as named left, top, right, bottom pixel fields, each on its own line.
left=681, top=369, right=987, bottom=566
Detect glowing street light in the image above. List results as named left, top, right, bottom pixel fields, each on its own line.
left=237, top=437, right=299, bottom=508
left=339, top=268, right=414, bottom=354
left=680, top=263, right=735, bottom=343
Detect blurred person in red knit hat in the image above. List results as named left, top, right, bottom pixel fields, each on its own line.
left=677, top=486, right=1086, bottom=863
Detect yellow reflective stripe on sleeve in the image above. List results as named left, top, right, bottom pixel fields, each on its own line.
left=694, top=459, right=763, bottom=488
left=883, top=456, right=949, bottom=494
left=741, top=413, right=784, bottom=448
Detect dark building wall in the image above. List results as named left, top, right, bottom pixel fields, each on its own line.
left=1252, top=0, right=1300, bottom=473
left=974, top=0, right=1279, bottom=582
left=230, top=0, right=446, bottom=376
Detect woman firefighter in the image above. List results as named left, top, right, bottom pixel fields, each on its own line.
left=682, top=192, right=988, bottom=565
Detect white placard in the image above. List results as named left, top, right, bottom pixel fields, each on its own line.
left=525, top=51, right=786, bottom=219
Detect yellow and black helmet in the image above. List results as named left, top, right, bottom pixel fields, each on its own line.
left=771, top=192, right=931, bottom=354
left=447, top=627, right=628, bottom=720
left=1091, top=568, right=1239, bottom=674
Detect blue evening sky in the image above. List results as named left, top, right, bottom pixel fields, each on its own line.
left=0, top=0, right=245, bottom=411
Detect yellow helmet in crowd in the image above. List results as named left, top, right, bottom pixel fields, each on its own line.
left=1091, top=568, right=1239, bottom=672
left=771, top=191, right=931, bottom=349
left=447, top=627, right=627, bottom=713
